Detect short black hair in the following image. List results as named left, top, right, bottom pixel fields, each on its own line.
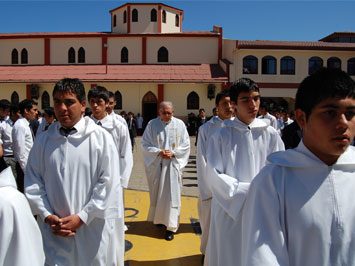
left=215, top=89, right=230, bottom=106
left=108, top=91, right=115, bottom=98
left=53, top=78, right=86, bottom=102
left=10, top=104, right=19, bottom=115
left=0, top=99, right=11, bottom=110
left=295, top=67, right=355, bottom=118
left=88, top=86, right=110, bottom=102
left=19, top=99, right=36, bottom=116
left=43, top=107, right=55, bottom=117
left=229, top=78, right=259, bottom=103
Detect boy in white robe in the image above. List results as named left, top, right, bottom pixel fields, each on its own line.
left=196, top=89, right=233, bottom=254
left=25, top=78, right=123, bottom=266
left=204, top=78, right=284, bottom=266
left=241, top=68, right=355, bottom=266
left=0, top=164, right=45, bottom=266
left=88, top=85, right=133, bottom=262
left=141, top=101, right=190, bottom=241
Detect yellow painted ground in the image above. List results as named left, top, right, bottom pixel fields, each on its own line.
left=124, top=189, right=203, bottom=265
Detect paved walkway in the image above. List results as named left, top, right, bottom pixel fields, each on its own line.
left=124, top=136, right=202, bottom=265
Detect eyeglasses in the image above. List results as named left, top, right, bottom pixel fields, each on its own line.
left=161, top=111, right=173, bottom=115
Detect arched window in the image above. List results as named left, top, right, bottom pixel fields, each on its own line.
left=162, top=10, right=167, bottom=23
left=78, top=47, right=85, bottom=63
left=151, top=8, right=157, bottom=22
left=187, top=91, right=199, bottom=110
left=280, top=56, right=295, bottom=75
left=243, top=55, right=258, bottom=74
left=262, top=56, right=277, bottom=74
left=327, top=57, right=341, bottom=69
left=11, top=49, right=18, bottom=64
left=123, top=10, right=127, bottom=23
left=175, top=14, right=179, bottom=27
left=114, top=91, right=122, bottom=109
left=132, top=9, right=138, bottom=22
left=68, top=47, right=75, bottom=64
left=347, top=57, right=355, bottom=75
left=157, top=46, right=168, bottom=63
left=113, top=14, right=117, bottom=27
left=121, top=47, right=128, bottom=63
left=21, top=48, right=28, bottom=64
left=41, top=91, right=50, bottom=109
left=308, top=56, right=323, bottom=74
left=11, top=91, right=19, bottom=105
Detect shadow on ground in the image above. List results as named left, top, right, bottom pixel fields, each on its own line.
left=125, top=254, right=203, bottom=266
left=126, top=221, right=196, bottom=239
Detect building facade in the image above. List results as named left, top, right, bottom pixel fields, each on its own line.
left=0, top=2, right=354, bottom=121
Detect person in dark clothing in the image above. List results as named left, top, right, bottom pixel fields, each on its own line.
left=281, top=121, right=302, bottom=149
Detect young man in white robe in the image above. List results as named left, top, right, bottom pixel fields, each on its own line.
left=12, top=99, right=38, bottom=192
left=0, top=155, right=45, bottom=266
left=107, top=91, right=128, bottom=126
left=241, top=68, right=355, bottom=266
left=196, top=89, right=233, bottom=254
left=204, top=78, right=284, bottom=266
left=88, top=85, right=133, bottom=260
left=25, top=78, right=124, bottom=266
left=141, top=101, right=190, bottom=241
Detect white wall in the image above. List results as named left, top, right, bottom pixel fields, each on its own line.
left=108, top=37, right=142, bottom=64
left=146, top=37, right=218, bottom=64
left=161, top=9, right=180, bottom=33
left=50, top=38, right=102, bottom=64
left=112, top=9, right=128, bottom=34
left=0, top=39, right=44, bottom=65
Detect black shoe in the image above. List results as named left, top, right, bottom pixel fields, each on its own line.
left=165, top=230, right=174, bottom=241
left=155, top=223, right=165, bottom=228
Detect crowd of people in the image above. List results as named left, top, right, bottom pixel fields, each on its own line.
left=0, top=67, right=354, bottom=266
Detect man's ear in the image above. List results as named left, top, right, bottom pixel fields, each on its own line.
left=295, top=109, right=306, bottom=129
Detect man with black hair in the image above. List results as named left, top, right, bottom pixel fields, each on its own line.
left=25, top=78, right=123, bottom=265
left=241, top=68, right=355, bottom=266
left=107, top=91, right=128, bottom=126
left=12, top=99, right=38, bottom=192
left=204, top=78, right=284, bottom=266
left=0, top=102, right=19, bottom=178
left=36, top=107, right=56, bottom=136
left=196, top=89, right=233, bottom=255
left=258, top=102, right=277, bottom=129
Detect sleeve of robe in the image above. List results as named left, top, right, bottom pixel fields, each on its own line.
left=205, top=128, right=284, bottom=220
left=77, top=132, right=121, bottom=224
left=241, top=165, right=290, bottom=266
left=25, top=137, right=54, bottom=219
left=117, top=123, right=133, bottom=188
left=196, top=123, right=211, bottom=201
left=171, top=120, right=190, bottom=170
left=141, top=120, right=161, bottom=167
left=12, top=124, right=28, bottom=171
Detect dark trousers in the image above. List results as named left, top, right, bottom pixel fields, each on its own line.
left=15, top=162, right=25, bottom=193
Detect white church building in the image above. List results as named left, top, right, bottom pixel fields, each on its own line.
left=0, top=2, right=354, bottom=121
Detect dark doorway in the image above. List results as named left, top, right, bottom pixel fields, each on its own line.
left=142, top=91, right=158, bottom=130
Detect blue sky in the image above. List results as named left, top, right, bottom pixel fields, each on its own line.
left=0, top=1, right=354, bottom=41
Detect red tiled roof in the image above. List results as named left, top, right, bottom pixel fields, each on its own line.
left=236, top=40, right=355, bottom=51
left=109, top=2, right=184, bottom=13
left=319, top=32, right=355, bottom=41
left=0, top=64, right=227, bottom=83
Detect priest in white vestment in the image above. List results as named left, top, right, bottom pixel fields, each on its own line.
left=204, top=78, right=284, bottom=266
left=0, top=164, right=45, bottom=266
left=25, top=78, right=123, bottom=266
left=241, top=68, right=355, bottom=266
left=196, top=89, right=233, bottom=254
left=141, top=101, right=190, bottom=241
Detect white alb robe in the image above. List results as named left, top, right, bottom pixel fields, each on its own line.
left=141, top=117, right=190, bottom=232
left=91, top=113, right=133, bottom=262
left=25, top=117, right=123, bottom=266
left=241, top=142, right=355, bottom=266
left=0, top=167, right=45, bottom=266
left=196, top=116, right=232, bottom=253
left=205, top=117, right=284, bottom=266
